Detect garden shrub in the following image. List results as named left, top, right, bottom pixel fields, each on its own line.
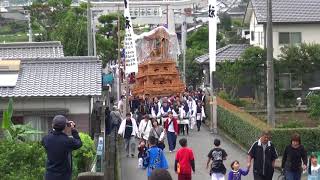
left=217, top=106, right=264, bottom=149
left=308, top=95, right=320, bottom=120
left=278, top=119, right=304, bottom=128
left=72, top=133, right=96, bottom=179
left=0, top=141, right=46, bottom=180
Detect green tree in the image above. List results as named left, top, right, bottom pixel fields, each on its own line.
left=183, top=48, right=204, bottom=87
left=31, top=1, right=88, bottom=56
left=240, top=46, right=266, bottom=100
left=216, top=60, right=245, bottom=98
left=278, top=43, right=320, bottom=90
left=96, top=13, right=125, bottom=67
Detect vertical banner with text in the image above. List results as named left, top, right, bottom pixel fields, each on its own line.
left=124, top=0, right=138, bottom=74
left=208, top=0, right=217, bottom=73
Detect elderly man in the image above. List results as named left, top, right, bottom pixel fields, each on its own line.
left=42, top=115, right=82, bottom=180
left=248, top=131, right=278, bottom=180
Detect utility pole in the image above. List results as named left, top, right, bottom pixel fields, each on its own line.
left=27, top=10, right=32, bottom=42
left=87, top=0, right=93, bottom=56
left=266, top=0, right=275, bottom=127
left=117, top=13, right=122, bottom=103
left=181, top=14, right=187, bottom=83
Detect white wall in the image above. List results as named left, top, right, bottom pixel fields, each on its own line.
left=273, top=24, right=320, bottom=58
left=0, top=97, right=90, bottom=114
left=249, top=12, right=264, bottom=48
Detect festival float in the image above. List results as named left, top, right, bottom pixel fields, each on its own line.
left=132, top=26, right=185, bottom=97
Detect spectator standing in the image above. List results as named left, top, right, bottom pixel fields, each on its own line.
left=281, top=133, right=307, bottom=180
left=164, top=111, right=179, bottom=152
left=195, top=101, right=205, bottom=132
left=174, top=138, right=195, bottom=180
left=248, top=131, right=278, bottom=180
left=146, top=136, right=169, bottom=179
left=206, top=139, right=227, bottom=180
left=42, top=115, right=82, bottom=180
left=118, top=113, right=139, bottom=158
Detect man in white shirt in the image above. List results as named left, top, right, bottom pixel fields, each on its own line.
left=138, top=115, right=152, bottom=142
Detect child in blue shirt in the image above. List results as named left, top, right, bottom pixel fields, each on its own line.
left=145, top=136, right=168, bottom=178
left=308, top=154, right=320, bottom=180
left=228, top=160, right=249, bottom=180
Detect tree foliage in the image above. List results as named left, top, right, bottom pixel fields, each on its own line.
left=216, top=46, right=266, bottom=99
left=278, top=43, right=320, bottom=90
left=96, top=13, right=125, bottom=67
left=30, top=1, right=88, bottom=56
left=308, top=95, right=320, bottom=121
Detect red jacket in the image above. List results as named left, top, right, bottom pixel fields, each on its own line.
left=164, top=117, right=179, bottom=133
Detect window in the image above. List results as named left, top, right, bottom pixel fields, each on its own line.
left=279, top=32, right=301, bottom=45
left=279, top=73, right=302, bottom=90
left=251, top=31, right=255, bottom=41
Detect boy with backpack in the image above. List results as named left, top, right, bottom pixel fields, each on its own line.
left=206, top=139, right=228, bottom=180
left=144, top=136, right=169, bottom=179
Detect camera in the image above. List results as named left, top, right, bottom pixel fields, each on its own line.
left=67, top=122, right=71, bottom=127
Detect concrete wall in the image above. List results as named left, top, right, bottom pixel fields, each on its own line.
left=273, top=24, right=320, bottom=57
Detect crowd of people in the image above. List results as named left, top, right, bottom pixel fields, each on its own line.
left=112, top=90, right=320, bottom=180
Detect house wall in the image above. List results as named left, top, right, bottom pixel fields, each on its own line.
left=0, top=97, right=92, bottom=133
left=273, top=24, right=320, bottom=57
left=249, top=12, right=264, bottom=48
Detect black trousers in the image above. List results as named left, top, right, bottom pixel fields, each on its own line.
left=196, top=120, right=201, bottom=131
left=254, top=173, right=273, bottom=180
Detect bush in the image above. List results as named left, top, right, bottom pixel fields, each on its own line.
left=0, top=141, right=46, bottom=180
left=278, top=119, right=304, bottom=128
left=73, top=133, right=96, bottom=179
left=217, top=106, right=264, bottom=148
left=308, top=95, right=320, bottom=120
left=218, top=91, right=247, bottom=107
left=218, top=105, right=320, bottom=156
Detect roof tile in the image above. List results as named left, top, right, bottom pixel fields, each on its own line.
left=0, top=57, right=102, bottom=97
left=251, top=0, right=320, bottom=23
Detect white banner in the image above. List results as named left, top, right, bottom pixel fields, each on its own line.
left=124, top=0, right=138, bottom=74
left=208, top=0, right=217, bottom=73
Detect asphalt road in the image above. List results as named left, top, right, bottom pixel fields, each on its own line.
left=120, top=126, right=281, bottom=180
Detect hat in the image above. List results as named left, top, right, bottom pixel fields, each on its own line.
left=52, top=115, right=68, bottom=130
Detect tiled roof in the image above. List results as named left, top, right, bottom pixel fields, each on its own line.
left=0, top=41, right=64, bottom=59
left=250, top=0, right=320, bottom=23
left=195, top=44, right=250, bottom=64
left=0, top=57, right=102, bottom=97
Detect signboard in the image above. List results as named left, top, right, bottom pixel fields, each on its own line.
left=97, top=137, right=104, bottom=156
left=124, top=0, right=138, bottom=74
left=208, top=0, right=217, bottom=73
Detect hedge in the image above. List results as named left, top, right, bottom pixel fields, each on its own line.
left=217, top=106, right=320, bottom=156
left=217, top=106, right=264, bottom=149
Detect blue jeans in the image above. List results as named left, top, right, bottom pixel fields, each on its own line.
left=285, top=170, right=301, bottom=180
left=167, top=131, right=177, bottom=151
